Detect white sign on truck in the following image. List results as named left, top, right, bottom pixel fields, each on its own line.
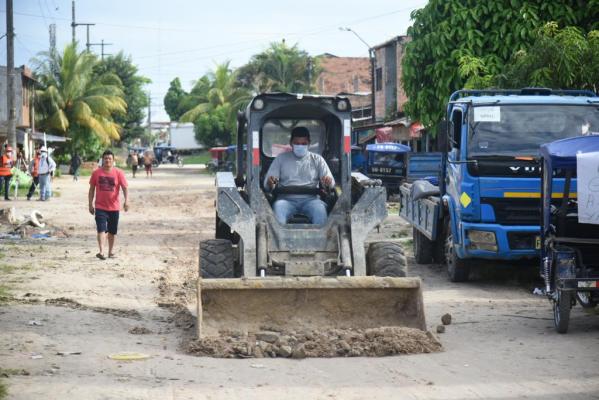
left=169, top=122, right=203, bottom=150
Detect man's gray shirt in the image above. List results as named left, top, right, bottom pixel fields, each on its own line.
left=264, top=151, right=335, bottom=200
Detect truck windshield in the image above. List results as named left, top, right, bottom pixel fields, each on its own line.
left=468, top=104, right=599, bottom=157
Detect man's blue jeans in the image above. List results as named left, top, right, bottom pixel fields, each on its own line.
left=273, top=197, right=328, bottom=225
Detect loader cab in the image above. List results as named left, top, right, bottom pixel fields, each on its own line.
left=236, top=93, right=353, bottom=225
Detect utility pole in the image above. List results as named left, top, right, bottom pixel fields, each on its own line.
left=6, top=0, right=16, bottom=150
left=71, top=0, right=75, bottom=45
left=78, top=23, right=95, bottom=51
left=339, top=27, right=376, bottom=123
left=49, top=23, right=56, bottom=55
left=89, top=39, right=112, bottom=60
left=71, top=1, right=95, bottom=50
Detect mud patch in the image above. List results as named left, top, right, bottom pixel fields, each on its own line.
left=45, top=297, right=142, bottom=320
left=186, top=327, right=442, bottom=358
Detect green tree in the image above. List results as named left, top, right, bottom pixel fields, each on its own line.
left=402, top=0, right=599, bottom=129
left=193, top=104, right=232, bottom=147
left=34, top=43, right=126, bottom=159
left=178, top=62, right=249, bottom=146
left=494, top=23, right=599, bottom=92
left=93, top=52, right=151, bottom=143
left=237, top=41, right=318, bottom=93
left=164, top=77, right=187, bottom=121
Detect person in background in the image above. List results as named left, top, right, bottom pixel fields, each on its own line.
left=144, top=151, right=153, bottom=178
left=131, top=151, right=139, bottom=178
left=27, top=148, right=41, bottom=201
left=37, top=146, right=56, bottom=201
left=88, top=150, right=129, bottom=260
left=71, top=152, right=82, bottom=181
left=0, top=145, right=14, bottom=201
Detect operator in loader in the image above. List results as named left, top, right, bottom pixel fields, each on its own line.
left=264, top=126, right=334, bottom=225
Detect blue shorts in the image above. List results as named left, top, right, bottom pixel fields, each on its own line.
left=95, top=209, right=119, bottom=235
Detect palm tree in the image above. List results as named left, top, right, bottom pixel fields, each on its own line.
left=34, top=44, right=126, bottom=148
left=237, top=42, right=318, bottom=93
left=180, top=61, right=249, bottom=125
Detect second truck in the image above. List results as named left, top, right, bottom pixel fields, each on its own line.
left=400, top=88, right=599, bottom=281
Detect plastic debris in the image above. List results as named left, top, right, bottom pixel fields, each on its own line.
left=108, top=352, right=151, bottom=361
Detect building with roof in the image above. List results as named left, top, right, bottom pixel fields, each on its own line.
left=315, top=54, right=372, bottom=121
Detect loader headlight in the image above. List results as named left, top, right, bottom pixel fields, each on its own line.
left=467, top=230, right=497, bottom=252
left=253, top=98, right=265, bottom=110
left=336, top=99, right=349, bottom=111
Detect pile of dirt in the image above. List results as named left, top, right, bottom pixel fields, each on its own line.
left=186, top=327, right=442, bottom=358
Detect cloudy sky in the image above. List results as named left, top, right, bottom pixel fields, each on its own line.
left=3, top=0, right=425, bottom=121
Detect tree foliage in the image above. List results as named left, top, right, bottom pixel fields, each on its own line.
left=93, top=52, right=151, bottom=143
left=402, top=0, right=599, bottom=128
left=494, top=23, right=599, bottom=92
left=164, top=62, right=249, bottom=146
left=164, top=77, right=187, bottom=121
left=33, top=44, right=126, bottom=159
left=237, top=41, right=319, bottom=93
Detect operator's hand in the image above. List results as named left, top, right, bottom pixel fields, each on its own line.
left=89, top=205, right=95, bottom=215
left=123, top=201, right=130, bottom=212
left=267, top=176, right=279, bottom=189
left=320, top=176, right=333, bottom=187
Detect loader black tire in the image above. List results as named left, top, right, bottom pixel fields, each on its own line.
left=367, top=242, right=407, bottom=277
left=413, top=228, right=434, bottom=264
left=199, top=239, right=234, bottom=279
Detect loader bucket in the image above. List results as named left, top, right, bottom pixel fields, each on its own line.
left=196, top=276, right=426, bottom=338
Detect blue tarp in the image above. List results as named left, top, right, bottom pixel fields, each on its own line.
left=540, top=136, right=599, bottom=170
left=365, top=143, right=411, bottom=153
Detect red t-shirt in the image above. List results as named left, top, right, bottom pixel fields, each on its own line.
left=89, top=167, right=128, bottom=211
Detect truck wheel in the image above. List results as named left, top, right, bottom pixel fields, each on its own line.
left=413, top=228, right=434, bottom=264
left=367, top=242, right=408, bottom=277
left=576, top=291, right=597, bottom=309
left=199, top=239, right=234, bottom=278
left=553, top=289, right=573, bottom=334
left=444, top=227, right=470, bottom=282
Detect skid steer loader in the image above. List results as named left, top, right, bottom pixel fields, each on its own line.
left=197, top=93, right=426, bottom=337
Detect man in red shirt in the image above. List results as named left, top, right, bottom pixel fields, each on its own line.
left=88, top=150, right=129, bottom=260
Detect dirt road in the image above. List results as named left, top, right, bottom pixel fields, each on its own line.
left=1, top=166, right=598, bottom=399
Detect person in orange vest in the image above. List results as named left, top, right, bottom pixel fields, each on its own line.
left=27, top=148, right=42, bottom=200
left=0, top=145, right=14, bottom=201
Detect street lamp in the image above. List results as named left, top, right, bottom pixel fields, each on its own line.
left=340, top=27, right=376, bottom=123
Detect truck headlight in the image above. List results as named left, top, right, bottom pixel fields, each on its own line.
left=467, top=230, right=497, bottom=252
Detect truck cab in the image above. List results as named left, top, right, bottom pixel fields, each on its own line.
left=401, top=88, right=599, bottom=281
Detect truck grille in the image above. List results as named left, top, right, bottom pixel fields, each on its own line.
left=481, top=198, right=540, bottom=225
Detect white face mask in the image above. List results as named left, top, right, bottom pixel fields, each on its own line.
left=292, top=144, right=308, bottom=157
left=41, top=152, right=47, bottom=158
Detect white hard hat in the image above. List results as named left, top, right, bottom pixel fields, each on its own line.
left=40, top=146, right=48, bottom=152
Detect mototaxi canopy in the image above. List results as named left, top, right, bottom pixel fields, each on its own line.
left=365, top=142, right=411, bottom=153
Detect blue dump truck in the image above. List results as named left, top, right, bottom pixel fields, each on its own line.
left=399, top=88, right=599, bottom=282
